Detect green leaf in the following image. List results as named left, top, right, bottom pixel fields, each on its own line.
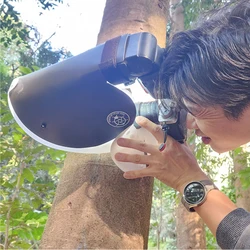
left=0, top=225, right=6, bottom=232
left=31, top=65, right=40, bottom=71
left=24, top=211, right=47, bottom=221
left=26, top=218, right=39, bottom=226
left=11, top=211, right=24, bottom=219
left=46, top=148, right=66, bottom=160
left=11, top=34, right=17, bottom=40
left=22, top=168, right=34, bottom=183
left=18, top=66, right=32, bottom=75
left=1, top=113, right=13, bottom=123
left=24, top=211, right=38, bottom=221
left=31, top=198, right=42, bottom=209
left=0, top=99, right=7, bottom=107
left=2, top=180, right=14, bottom=189
left=36, top=161, right=57, bottom=171
left=11, top=199, right=21, bottom=209
left=48, top=164, right=58, bottom=175
left=31, top=145, right=45, bottom=154
left=13, top=227, right=32, bottom=240
left=15, top=126, right=25, bottom=134
left=16, top=242, right=32, bottom=248
left=32, top=226, right=45, bottom=240
left=13, top=132, right=23, bottom=143
left=233, top=147, right=242, bottom=156
left=1, top=126, right=9, bottom=135
left=1, top=151, right=13, bottom=160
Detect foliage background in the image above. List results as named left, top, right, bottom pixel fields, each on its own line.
left=1, top=0, right=249, bottom=249
left=1, top=1, right=70, bottom=248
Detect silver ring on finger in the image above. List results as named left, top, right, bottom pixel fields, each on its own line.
left=159, top=143, right=166, bottom=152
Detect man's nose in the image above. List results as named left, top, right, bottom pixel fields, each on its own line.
left=186, top=113, right=199, bottom=130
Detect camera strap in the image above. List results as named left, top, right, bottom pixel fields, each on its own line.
left=159, top=124, right=169, bottom=152
left=99, top=35, right=123, bottom=83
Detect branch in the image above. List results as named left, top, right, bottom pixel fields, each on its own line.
left=32, top=31, right=56, bottom=57
left=10, top=64, right=19, bottom=79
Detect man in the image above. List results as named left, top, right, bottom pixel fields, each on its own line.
left=114, top=0, right=250, bottom=248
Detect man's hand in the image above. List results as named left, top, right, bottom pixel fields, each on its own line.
left=114, top=116, right=208, bottom=193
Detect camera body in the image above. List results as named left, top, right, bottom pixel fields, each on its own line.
left=135, top=99, right=186, bottom=143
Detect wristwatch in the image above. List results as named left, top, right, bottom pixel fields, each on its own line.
left=181, top=179, right=218, bottom=212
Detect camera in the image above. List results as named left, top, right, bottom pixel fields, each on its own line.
left=135, top=99, right=186, bottom=143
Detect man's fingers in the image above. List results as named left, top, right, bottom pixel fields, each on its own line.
left=135, top=116, right=164, bottom=142
left=135, top=116, right=180, bottom=146
left=116, top=138, right=159, bottom=154
left=115, top=152, right=155, bottom=164
left=123, top=167, right=154, bottom=179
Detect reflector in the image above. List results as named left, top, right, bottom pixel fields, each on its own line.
left=8, top=32, right=186, bottom=154
left=8, top=45, right=136, bottom=151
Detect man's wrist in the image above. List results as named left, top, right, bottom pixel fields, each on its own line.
left=181, top=179, right=218, bottom=212
left=177, top=174, right=210, bottom=194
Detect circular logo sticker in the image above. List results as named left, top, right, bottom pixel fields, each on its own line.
left=107, top=111, right=130, bottom=128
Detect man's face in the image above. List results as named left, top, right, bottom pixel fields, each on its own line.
left=184, top=101, right=250, bottom=153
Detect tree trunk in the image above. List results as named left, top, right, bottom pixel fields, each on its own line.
left=169, top=0, right=184, bottom=37
left=233, top=145, right=250, bottom=211
left=97, top=0, right=169, bottom=47
left=176, top=198, right=206, bottom=249
left=40, top=0, right=169, bottom=249
left=39, top=154, right=153, bottom=249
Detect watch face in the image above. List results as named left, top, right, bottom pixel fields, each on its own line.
left=184, top=182, right=205, bottom=205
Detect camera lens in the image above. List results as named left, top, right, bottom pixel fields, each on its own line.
left=135, top=101, right=159, bottom=124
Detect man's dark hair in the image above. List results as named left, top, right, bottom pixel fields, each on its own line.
left=158, top=0, right=250, bottom=119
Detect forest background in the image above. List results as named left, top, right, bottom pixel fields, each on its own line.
left=1, top=0, right=250, bottom=249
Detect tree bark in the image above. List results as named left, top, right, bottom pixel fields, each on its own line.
left=169, top=0, right=184, bottom=37
left=176, top=198, right=206, bottom=249
left=40, top=154, right=153, bottom=249
left=40, top=0, right=169, bottom=249
left=97, top=0, right=168, bottom=48
left=233, top=145, right=250, bottom=211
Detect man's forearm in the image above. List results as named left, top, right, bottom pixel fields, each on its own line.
left=194, top=190, right=237, bottom=235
